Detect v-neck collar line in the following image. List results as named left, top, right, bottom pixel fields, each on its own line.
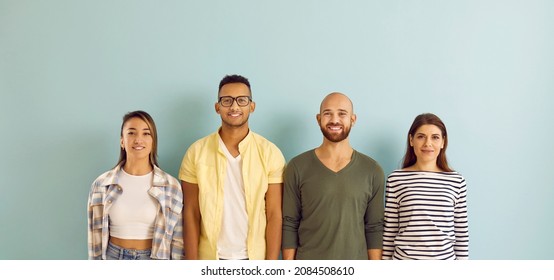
left=311, top=149, right=356, bottom=175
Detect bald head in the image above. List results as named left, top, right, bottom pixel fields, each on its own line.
left=317, top=92, right=356, bottom=143
left=319, top=92, right=354, bottom=114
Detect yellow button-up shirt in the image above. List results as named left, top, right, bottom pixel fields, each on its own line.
left=179, top=129, right=285, bottom=259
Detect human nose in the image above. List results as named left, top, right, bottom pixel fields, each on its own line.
left=424, top=137, right=431, bottom=146
left=330, top=113, right=341, bottom=123
left=230, top=98, right=240, bottom=109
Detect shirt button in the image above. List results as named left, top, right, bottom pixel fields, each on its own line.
left=108, top=200, right=112, bottom=204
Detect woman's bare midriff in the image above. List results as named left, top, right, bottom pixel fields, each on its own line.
left=110, top=236, right=153, bottom=250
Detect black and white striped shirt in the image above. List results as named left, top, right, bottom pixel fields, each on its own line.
left=382, top=170, right=469, bottom=260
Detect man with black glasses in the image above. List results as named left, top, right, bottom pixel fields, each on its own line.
left=179, top=74, right=285, bottom=260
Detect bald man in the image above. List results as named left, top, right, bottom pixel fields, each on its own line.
left=282, top=92, right=385, bottom=260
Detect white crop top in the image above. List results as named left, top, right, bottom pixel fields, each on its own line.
left=109, top=169, right=157, bottom=239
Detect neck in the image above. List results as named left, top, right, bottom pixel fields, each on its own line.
left=219, top=125, right=249, bottom=147
left=314, top=139, right=354, bottom=173
left=316, top=138, right=353, bottom=160
left=123, top=158, right=153, bottom=175
left=409, top=161, right=442, bottom=172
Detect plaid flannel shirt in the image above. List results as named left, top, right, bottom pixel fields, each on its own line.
left=88, top=164, right=184, bottom=260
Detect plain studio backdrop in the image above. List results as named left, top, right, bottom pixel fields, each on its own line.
left=0, top=0, right=552, bottom=259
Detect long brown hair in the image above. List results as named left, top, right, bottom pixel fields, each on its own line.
left=115, top=110, right=159, bottom=168
left=402, top=113, right=453, bottom=172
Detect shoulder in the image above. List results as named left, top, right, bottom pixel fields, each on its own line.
left=284, top=150, right=314, bottom=178
left=249, top=131, right=282, bottom=151
left=388, top=169, right=407, bottom=176
left=288, top=149, right=314, bottom=165
left=284, top=150, right=316, bottom=174
left=185, top=132, right=219, bottom=156
left=248, top=132, right=285, bottom=163
left=155, top=167, right=180, bottom=186
left=354, top=150, right=384, bottom=172
left=386, top=170, right=410, bottom=181
left=153, top=166, right=182, bottom=197
left=91, top=166, right=119, bottom=190
left=443, top=171, right=466, bottom=185
left=92, top=170, right=111, bottom=184
left=189, top=132, right=218, bottom=149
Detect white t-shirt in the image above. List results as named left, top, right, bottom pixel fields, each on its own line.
left=217, top=138, right=249, bottom=259
left=109, top=169, right=157, bottom=239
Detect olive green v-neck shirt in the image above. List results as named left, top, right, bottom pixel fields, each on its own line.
left=282, top=149, right=384, bottom=260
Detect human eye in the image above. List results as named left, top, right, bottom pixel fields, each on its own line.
left=127, top=131, right=135, bottom=135
left=432, top=135, right=441, bottom=140
left=220, top=97, right=232, bottom=106
left=237, top=96, right=249, bottom=105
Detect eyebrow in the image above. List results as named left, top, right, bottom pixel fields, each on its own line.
left=219, top=95, right=250, bottom=98
left=415, top=132, right=441, bottom=136
left=125, top=127, right=150, bottom=131
left=322, top=109, right=349, bottom=113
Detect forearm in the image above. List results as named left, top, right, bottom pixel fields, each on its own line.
left=182, top=181, right=201, bottom=260
left=265, top=215, right=282, bottom=260
left=282, top=248, right=296, bottom=260
left=265, top=183, right=283, bottom=260
left=368, top=249, right=382, bottom=260
left=183, top=213, right=200, bottom=260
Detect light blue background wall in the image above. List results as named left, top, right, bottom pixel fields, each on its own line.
left=1, top=0, right=552, bottom=260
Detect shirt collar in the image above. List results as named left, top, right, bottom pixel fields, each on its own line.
left=99, top=164, right=167, bottom=187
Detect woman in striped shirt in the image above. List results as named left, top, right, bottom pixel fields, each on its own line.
left=382, top=113, right=468, bottom=260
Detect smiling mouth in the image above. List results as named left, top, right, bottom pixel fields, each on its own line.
left=327, top=126, right=342, bottom=131
left=133, top=146, right=145, bottom=150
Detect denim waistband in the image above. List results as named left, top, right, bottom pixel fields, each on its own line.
left=107, top=241, right=152, bottom=260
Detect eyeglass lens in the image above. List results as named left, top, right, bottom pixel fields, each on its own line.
left=219, top=96, right=251, bottom=107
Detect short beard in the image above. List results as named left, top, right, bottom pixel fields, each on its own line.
left=320, top=124, right=351, bottom=143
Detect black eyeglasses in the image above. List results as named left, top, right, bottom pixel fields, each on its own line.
left=218, top=96, right=252, bottom=107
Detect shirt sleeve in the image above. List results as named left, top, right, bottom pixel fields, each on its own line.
left=365, top=164, right=384, bottom=249
left=454, top=176, right=469, bottom=260
left=281, top=161, right=301, bottom=249
left=178, top=145, right=198, bottom=184
left=267, top=144, right=286, bottom=184
left=87, top=180, right=103, bottom=260
left=171, top=207, right=185, bottom=260
left=382, top=175, right=399, bottom=259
